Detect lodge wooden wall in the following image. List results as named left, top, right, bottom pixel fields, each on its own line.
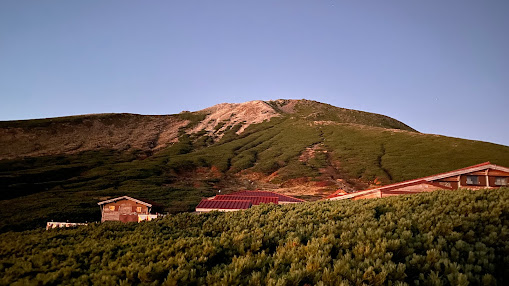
left=101, top=199, right=149, bottom=222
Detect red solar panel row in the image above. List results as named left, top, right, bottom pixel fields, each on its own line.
left=230, top=190, right=305, bottom=203
left=214, top=195, right=278, bottom=205
left=196, top=199, right=252, bottom=210
left=196, top=190, right=304, bottom=212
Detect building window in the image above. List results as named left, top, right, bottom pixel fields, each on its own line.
left=108, top=206, right=115, bottom=211
left=136, top=206, right=142, bottom=213
left=495, top=177, right=508, bottom=186
left=466, top=176, right=479, bottom=185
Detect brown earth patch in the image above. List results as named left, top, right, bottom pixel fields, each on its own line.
left=0, top=114, right=187, bottom=160
left=299, top=144, right=321, bottom=162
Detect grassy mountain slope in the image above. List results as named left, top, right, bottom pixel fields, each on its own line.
left=0, top=99, right=414, bottom=161
left=0, top=113, right=191, bottom=160
left=1, top=189, right=508, bottom=285
left=1, top=99, right=509, bottom=232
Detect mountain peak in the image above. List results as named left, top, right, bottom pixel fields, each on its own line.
left=191, top=100, right=281, bottom=135
left=0, top=99, right=416, bottom=160
left=192, top=99, right=417, bottom=136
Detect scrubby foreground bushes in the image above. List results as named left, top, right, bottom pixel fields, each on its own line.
left=1, top=189, right=509, bottom=285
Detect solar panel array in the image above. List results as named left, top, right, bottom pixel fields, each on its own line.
left=231, top=190, right=305, bottom=203
left=196, top=190, right=304, bottom=211
left=214, top=195, right=278, bottom=205
left=195, top=199, right=252, bottom=210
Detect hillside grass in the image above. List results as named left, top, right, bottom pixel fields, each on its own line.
left=1, top=189, right=508, bottom=285
left=0, top=149, right=215, bottom=233
left=321, top=124, right=509, bottom=183
left=159, top=115, right=509, bottom=184
left=288, top=99, right=417, bottom=132
left=0, top=113, right=152, bottom=129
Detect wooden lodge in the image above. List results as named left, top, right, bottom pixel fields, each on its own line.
left=328, top=162, right=509, bottom=201
left=98, top=196, right=163, bottom=222
left=196, top=190, right=305, bottom=213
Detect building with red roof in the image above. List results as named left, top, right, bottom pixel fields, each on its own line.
left=195, top=190, right=304, bottom=212
left=328, top=162, right=509, bottom=201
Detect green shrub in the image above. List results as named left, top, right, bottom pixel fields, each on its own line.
left=1, top=189, right=508, bottom=285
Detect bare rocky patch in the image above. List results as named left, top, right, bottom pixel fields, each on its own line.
left=189, top=100, right=280, bottom=137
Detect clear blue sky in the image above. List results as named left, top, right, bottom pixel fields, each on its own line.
left=1, top=1, right=508, bottom=146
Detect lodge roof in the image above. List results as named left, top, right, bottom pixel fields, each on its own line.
left=196, top=199, right=252, bottom=210
left=97, top=196, right=153, bottom=207
left=328, top=162, right=509, bottom=201
left=376, top=180, right=454, bottom=192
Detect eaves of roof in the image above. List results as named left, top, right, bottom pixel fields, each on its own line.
left=326, top=189, right=347, bottom=199
left=97, top=196, right=152, bottom=207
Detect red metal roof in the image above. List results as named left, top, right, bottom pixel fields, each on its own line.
left=196, top=199, right=252, bottom=210
left=423, top=162, right=492, bottom=179
left=214, top=195, right=278, bottom=205
left=328, top=162, right=508, bottom=200
left=326, top=189, right=348, bottom=199
left=229, top=190, right=305, bottom=203
left=376, top=180, right=454, bottom=192
left=374, top=162, right=492, bottom=192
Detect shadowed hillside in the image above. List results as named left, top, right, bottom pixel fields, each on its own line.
left=1, top=99, right=508, bottom=232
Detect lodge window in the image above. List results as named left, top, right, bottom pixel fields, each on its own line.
left=136, top=206, right=142, bottom=213
left=495, top=177, right=508, bottom=186
left=466, top=176, right=479, bottom=185
left=108, top=206, right=115, bottom=211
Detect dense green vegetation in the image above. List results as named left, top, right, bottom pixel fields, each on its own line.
left=1, top=189, right=508, bottom=285
left=1, top=100, right=509, bottom=233
left=155, top=115, right=509, bottom=183
left=0, top=148, right=216, bottom=233
left=289, top=99, right=416, bottom=132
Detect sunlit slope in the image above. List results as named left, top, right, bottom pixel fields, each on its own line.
left=161, top=115, right=509, bottom=184
left=0, top=99, right=414, bottom=160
